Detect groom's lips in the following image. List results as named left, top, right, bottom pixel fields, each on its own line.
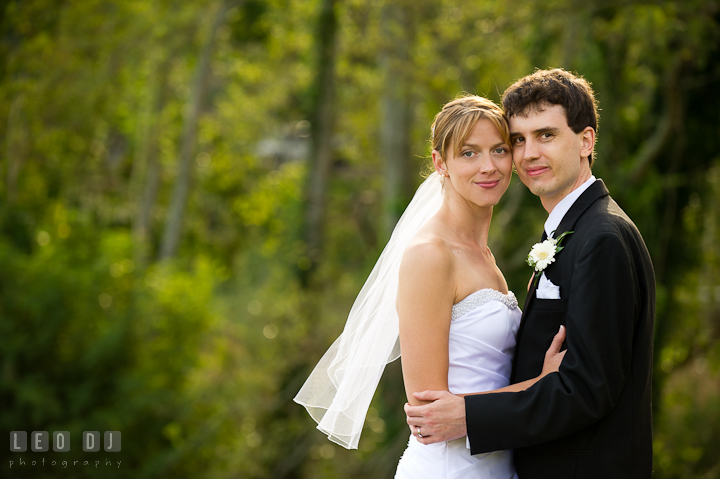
left=525, top=166, right=549, bottom=177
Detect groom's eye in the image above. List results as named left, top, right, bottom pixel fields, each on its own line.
left=512, top=137, right=524, bottom=145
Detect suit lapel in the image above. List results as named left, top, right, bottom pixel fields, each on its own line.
left=512, top=229, right=546, bottom=381
left=553, top=179, right=609, bottom=239
left=512, top=180, right=610, bottom=379
left=522, top=227, right=547, bottom=309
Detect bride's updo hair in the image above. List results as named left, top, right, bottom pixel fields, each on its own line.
left=430, top=95, right=510, bottom=162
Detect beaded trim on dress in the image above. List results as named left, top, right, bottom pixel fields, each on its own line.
left=451, top=289, right=518, bottom=321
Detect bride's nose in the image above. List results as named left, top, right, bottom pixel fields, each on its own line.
left=478, top=154, right=497, bottom=174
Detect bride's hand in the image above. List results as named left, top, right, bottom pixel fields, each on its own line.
left=541, top=325, right=567, bottom=377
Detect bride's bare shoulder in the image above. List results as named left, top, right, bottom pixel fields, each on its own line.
left=400, top=233, right=453, bottom=279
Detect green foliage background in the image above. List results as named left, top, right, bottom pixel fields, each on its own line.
left=1, top=0, right=719, bottom=477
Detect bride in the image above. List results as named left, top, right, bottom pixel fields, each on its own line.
left=295, top=95, right=566, bottom=478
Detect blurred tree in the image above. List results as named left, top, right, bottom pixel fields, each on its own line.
left=160, top=0, right=230, bottom=260
left=379, top=1, right=415, bottom=236
left=301, top=0, right=339, bottom=282
left=132, top=57, right=171, bottom=269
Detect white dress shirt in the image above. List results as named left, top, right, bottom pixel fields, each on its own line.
left=537, top=176, right=597, bottom=299
left=544, top=176, right=597, bottom=238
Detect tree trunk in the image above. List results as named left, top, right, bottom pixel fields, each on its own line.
left=629, top=57, right=685, bottom=185
left=136, top=152, right=161, bottom=267
left=131, top=58, right=169, bottom=268
left=4, top=95, right=27, bottom=205
left=159, top=1, right=228, bottom=260
left=300, top=0, right=338, bottom=282
left=379, top=2, right=415, bottom=238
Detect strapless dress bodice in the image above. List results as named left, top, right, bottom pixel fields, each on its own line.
left=395, top=289, right=521, bottom=479
left=448, top=289, right=521, bottom=395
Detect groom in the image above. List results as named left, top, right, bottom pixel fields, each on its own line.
left=405, top=69, right=655, bottom=478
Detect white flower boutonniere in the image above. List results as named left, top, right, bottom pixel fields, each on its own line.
left=527, top=230, right=574, bottom=274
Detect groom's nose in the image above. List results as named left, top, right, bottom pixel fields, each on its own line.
left=522, top=138, right=540, bottom=162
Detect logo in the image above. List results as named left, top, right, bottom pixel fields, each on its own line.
left=10, top=431, right=120, bottom=452
left=9, top=431, right=122, bottom=470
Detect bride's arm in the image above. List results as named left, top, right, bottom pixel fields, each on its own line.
left=397, top=241, right=456, bottom=406
left=460, top=325, right=567, bottom=396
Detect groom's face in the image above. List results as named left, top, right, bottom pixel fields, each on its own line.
left=509, top=103, right=593, bottom=212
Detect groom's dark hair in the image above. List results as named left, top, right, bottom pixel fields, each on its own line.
left=502, top=68, right=599, bottom=166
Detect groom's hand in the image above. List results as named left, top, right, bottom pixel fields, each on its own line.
left=404, top=390, right=467, bottom=444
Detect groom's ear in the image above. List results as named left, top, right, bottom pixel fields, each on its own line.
left=579, top=127, right=595, bottom=161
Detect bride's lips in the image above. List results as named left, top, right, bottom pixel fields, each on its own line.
left=475, top=180, right=500, bottom=189
left=525, top=166, right=549, bottom=177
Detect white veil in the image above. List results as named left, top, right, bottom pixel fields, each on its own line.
left=294, top=172, right=444, bottom=449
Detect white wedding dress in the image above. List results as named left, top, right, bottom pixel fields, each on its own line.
left=395, top=288, right=522, bottom=479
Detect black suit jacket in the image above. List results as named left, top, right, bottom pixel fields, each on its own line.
left=465, top=180, right=655, bottom=478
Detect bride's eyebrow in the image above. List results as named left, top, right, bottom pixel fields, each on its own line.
left=460, top=141, right=508, bottom=149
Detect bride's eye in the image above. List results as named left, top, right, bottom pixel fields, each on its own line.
left=461, top=150, right=475, bottom=158
left=494, top=147, right=508, bottom=155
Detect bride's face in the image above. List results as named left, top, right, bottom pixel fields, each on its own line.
left=434, top=118, right=512, bottom=208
